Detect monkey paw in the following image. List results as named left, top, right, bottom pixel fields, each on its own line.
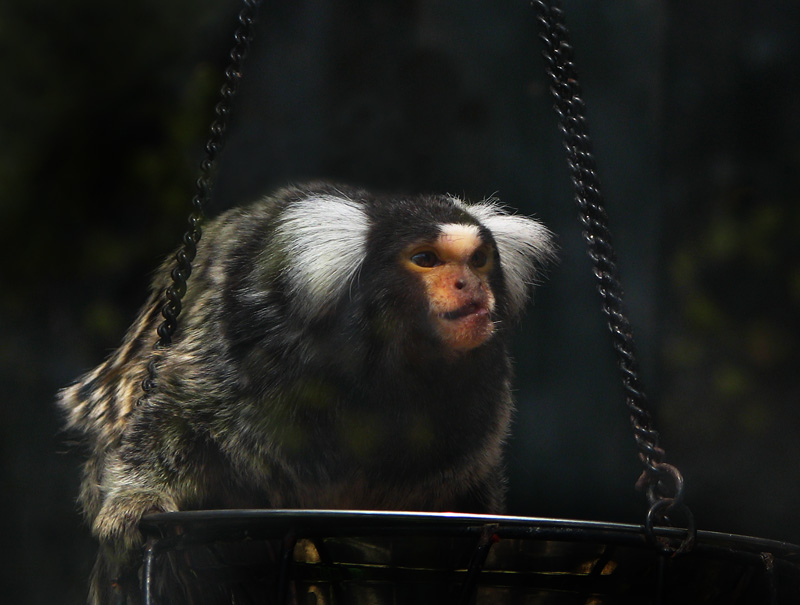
left=92, top=488, right=179, bottom=551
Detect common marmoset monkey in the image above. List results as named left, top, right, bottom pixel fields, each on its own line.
left=59, top=182, right=554, bottom=603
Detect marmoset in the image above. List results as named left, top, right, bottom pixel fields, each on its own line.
left=59, top=182, right=554, bottom=603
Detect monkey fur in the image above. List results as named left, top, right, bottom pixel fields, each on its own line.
left=58, top=182, right=554, bottom=603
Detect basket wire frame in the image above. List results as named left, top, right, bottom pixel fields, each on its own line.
left=136, top=511, right=800, bottom=604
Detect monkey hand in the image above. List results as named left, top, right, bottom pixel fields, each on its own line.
left=88, top=489, right=178, bottom=604
left=92, top=488, right=179, bottom=551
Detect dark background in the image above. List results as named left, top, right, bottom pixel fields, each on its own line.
left=2, top=1, right=799, bottom=602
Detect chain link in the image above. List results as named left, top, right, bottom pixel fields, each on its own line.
left=532, top=0, right=694, bottom=555
left=140, top=0, right=262, bottom=402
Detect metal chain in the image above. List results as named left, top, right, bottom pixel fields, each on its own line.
left=140, top=0, right=262, bottom=400
left=532, top=0, right=695, bottom=555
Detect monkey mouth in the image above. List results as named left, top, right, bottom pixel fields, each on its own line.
left=436, top=299, right=495, bottom=352
left=440, top=301, right=489, bottom=321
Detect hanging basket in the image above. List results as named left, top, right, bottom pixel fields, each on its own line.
left=137, top=510, right=800, bottom=604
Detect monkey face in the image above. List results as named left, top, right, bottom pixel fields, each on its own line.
left=403, top=223, right=497, bottom=352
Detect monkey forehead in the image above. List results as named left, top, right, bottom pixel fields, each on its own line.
left=435, top=224, right=485, bottom=260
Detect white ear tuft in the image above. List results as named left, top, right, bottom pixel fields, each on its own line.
left=459, top=198, right=555, bottom=317
left=274, top=194, right=369, bottom=318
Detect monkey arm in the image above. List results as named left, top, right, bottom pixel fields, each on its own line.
left=91, top=406, right=205, bottom=551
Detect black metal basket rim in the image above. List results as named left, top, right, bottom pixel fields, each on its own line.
left=140, top=509, right=800, bottom=561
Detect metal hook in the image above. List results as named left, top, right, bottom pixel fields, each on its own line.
left=645, top=498, right=697, bottom=557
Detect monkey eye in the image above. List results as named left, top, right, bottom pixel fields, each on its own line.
left=410, top=250, right=441, bottom=268
left=470, top=248, right=489, bottom=268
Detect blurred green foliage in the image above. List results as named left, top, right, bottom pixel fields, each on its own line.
left=0, top=0, right=235, bottom=342
left=665, top=194, right=800, bottom=439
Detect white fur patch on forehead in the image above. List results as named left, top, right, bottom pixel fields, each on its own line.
left=453, top=197, right=555, bottom=316
left=437, top=223, right=482, bottom=258
left=274, top=194, right=368, bottom=317
left=439, top=223, right=481, bottom=240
